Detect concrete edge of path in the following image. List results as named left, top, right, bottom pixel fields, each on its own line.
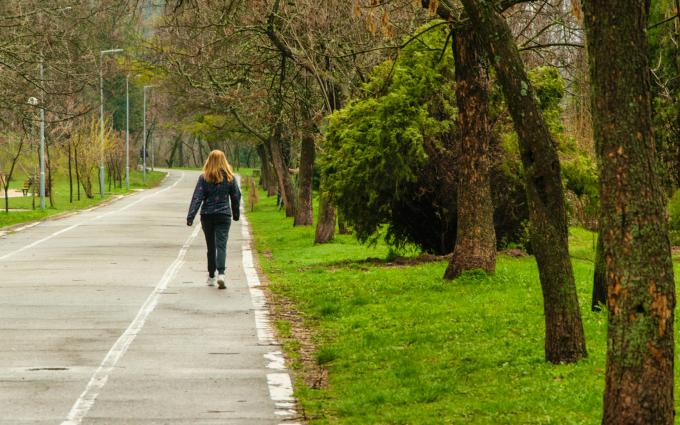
left=239, top=211, right=305, bottom=425
left=0, top=171, right=170, bottom=236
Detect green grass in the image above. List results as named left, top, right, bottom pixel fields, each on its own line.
left=235, top=167, right=257, bottom=178
left=0, top=169, right=165, bottom=229
left=246, top=190, right=680, bottom=424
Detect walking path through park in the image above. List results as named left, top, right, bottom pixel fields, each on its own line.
left=0, top=170, right=298, bottom=425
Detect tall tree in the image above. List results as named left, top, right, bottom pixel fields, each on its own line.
left=583, top=1, right=676, bottom=423
left=458, top=0, right=587, bottom=363
left=444, top=26, right=496, bottom=279
left=591, top=231, right=606, bottom=311
left=294, top=96, right=316, bottom=226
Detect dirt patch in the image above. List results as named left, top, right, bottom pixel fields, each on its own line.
left=269, top=290, right=329, bottom=391
left=501, top=248, right=528, bottom=258
left=0, top=189, right=27, bottom=198
left=300, top=253, right=451, bottom=273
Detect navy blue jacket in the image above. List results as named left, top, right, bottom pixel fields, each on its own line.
left=187, top=173, right=241, bottom=224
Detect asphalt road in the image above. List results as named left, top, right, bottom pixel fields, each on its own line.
left=0, top=170, right=297, bottom=425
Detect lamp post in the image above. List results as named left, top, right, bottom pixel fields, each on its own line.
left=125, top=74, right=130, bottom=191
left=27, top=95, right=43, bottom=209
left=99, top=48, right=124, bottom=198
left=39, top=60, right=45, bottom=209
left=27, top=6, right=72, bottom=209
left=142, top=85, right=156, bottom=184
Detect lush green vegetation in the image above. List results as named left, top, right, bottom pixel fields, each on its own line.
left=669, top=189, right=680, bottom=246
left=0, top=169, right=165, bottom=229
left=322, top=21, right=456, bottom=254
left=322, top=22, right=600, bottom=256
left=246, top=190, right=680, bottom=424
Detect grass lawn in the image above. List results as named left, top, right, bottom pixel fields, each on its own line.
left=0, top=169, right=166, bottom=229
left=246, top=190, right=680, bottom=424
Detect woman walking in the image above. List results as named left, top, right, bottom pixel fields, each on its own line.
left=187, top=150, right=241, bottom=289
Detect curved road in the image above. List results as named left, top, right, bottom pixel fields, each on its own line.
left=0, top=170, right=297, bottom=425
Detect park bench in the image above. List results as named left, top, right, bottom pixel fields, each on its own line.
left=21, top=177, right=34, bottom=196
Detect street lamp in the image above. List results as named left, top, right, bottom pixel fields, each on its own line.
left=30, top=6, right=72, bottom=209
left=125, top=74, right=130, bottom=191
left=142, top=85, right=157, bottom=184
left=99, top=48, right=124, bottom=198
left=26, top=61, right=46, bottom=210
left=27, top=95, right=44, bottom=209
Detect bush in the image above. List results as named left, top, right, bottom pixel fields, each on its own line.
left=322, top=22, right=458, bottom=254
left=322, top=25, right=596, bottom=254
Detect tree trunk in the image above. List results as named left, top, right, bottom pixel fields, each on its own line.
left=167, top=136, right=179, bottom=168
left=444, top=26, right=496, bottom=280
left=459, top=0, right=586, bottom=364
left=294, top=117, right=315, bottom=226
left=265, top=159, right=277, bottom=196
left=74, top=144, right=81, bottom=201
left=583, top=1, right=676, bottom=423
left=315, top=175, right=336, bottom=244
left=68, top=142, right=73, bottom=203
left=45, top=139, right=54, bottom=208
left=3, top=137, right=24, bottom=213
left=591, top=231, right=606, bottom=312
left=259, top=143, right=278, bottom=197
left=269, top=125, right=297, bottom=217
left=235, top=144, right=241, bottom=170
left=178, top=136, right=184, bottom=167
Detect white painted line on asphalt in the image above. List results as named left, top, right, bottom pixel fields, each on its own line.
left=0, top=223, right=80, bottom=261
left=94, top=172, right=184, bottom=220
left=60, top=223, right=201, bottom=425
left=0, top=172, right=185, bottom=262
left=265, top=351, right=287, bottom=370
left=239, top=210, right=298, bottom=421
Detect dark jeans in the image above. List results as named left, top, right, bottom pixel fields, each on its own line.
left=200, top=214, right=231, bottom=277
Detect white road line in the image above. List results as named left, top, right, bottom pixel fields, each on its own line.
left=239, top=209, right=299, bottom=423
left=60, top=223, right=201, bottom=425
left=0, top=172, right=185, bottom=262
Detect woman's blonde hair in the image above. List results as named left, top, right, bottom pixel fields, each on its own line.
left=203, top=150, right=234, bottom=184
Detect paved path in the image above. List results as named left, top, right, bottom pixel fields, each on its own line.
left=0, top=170, right=298, bottom=425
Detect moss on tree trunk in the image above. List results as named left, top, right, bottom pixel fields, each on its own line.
left=295, top=127, right=315, bottom=226
left=269, top=124, right=297, bottom=217
left=445, top=26, right=496, bottom=280
left=592, top=231, right=606, bottom=312
left=315, top=174, right=336, bottom=244
left=583, top=0, right=676, bottom=422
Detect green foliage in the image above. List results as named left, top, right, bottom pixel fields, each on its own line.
left=561, top=156, right=598, bottom=200
left=528, top=66, right=564, bottom=110
left=322, top=21, right=456, bottom=251
left=247, top=190, right=680, bottom=424
left=648, top=0, right=680, bottom=188
left=496, top=65, right=599, bottom=228
left=561, top=154, right=599, bottom=227
left=669, top=190, right=680, bottom=245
